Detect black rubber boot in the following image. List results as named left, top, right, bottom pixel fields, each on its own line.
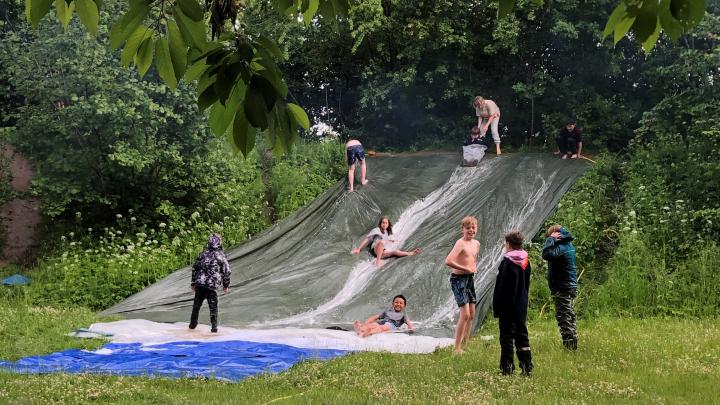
left=563, top=338, right=578, bottom=351
left=517, top=349, right=533, bottom=376
left=500, top=349, right=515, bottom=375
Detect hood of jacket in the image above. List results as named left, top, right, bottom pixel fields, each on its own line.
left=558, top=227, right=574, bottom=243
left=504, top=249, right=529, bottom=270
left=206, top=233, right=223, bottom=251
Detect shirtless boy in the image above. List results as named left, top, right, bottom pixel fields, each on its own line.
left=444, top=216, right=480, bottom=354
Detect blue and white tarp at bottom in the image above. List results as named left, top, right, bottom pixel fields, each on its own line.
left=0, top=319, right=454, bottom=382
left=0, top=339, right=349, bottom=382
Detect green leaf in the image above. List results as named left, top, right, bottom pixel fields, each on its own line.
left=497, top=0, right=515, bottom=18
left=287, top=103, right=310, bottom=130
left=685, top=0, right=706, bottom=27
left=641, top=18, right=662, bottom=53
left=659, top=0, right=684, bottom=41
left=75, top=0, right=99, bottom=36
left=603, top=3, right=626, bottom=38
left=185, top=57, right=208, bottom=81
left=177, top=0, right=204, bottom=21
left=55, top=0, right=74, bottom=30
left=255, top=46, right=288, bottom=97
left=256, top=36, right=284, bottom=60
left=614, top=15, right=636, bottom=44
left=154, top=37, right=177, bottom=88
left=249, top=74, right=279, bottom=111
left=232, top=109, right=255, bottom=158
left=121, top=25, right=152, bottom=67
left=214, top=63, right=242, bottom=105
left=303, top=0, right=319, bottom=25
left=166, top=20, right=187, bottom=81
left=271, top=0, right=294, bottom=15
left=198, top=85, right=218, bottom=111
left=134, top=36, right=154, bottom=77
left=209, top=81, right=244, bottom=136
left=173, top=5, right=207, bottom=50
left=244, top=85, right=269, bottom=130
left=28, top=0, right=54, bottom=29
left=109, top=1, right=149, bottom=51
left=530, top=0, right=543, bottom=5
left=632, top=10, right=658, bottom=43
left=329, top=0, right=349, bottom=16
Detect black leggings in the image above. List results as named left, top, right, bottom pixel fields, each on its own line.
left=189, top=286, right=218, bottom=329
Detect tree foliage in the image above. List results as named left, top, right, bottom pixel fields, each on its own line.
left=0, top=9, right=267, bottom=226
left=22, top=0, right=709, bottom=154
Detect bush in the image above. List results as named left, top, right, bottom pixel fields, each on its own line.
left=586, top=235, right=720, bottom=317
left=269, top=141, right=345, bottom=220
left=25, top=152, right=268, bottom=309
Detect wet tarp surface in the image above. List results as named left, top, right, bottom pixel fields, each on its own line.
left=0, top=340, right=348, bottom=381
left=102, top=153, right=587, bottom=335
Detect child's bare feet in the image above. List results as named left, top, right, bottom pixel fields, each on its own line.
left=348, top=188, right=354, bottom=193
left=361, top=179, right=369, bottom=185
left=453, top=348, right=465, bottom=355
left=353, top=320, right=362, bottom=335
left=375, top=259, right=384, bottom=269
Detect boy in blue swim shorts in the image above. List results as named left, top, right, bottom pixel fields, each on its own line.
left=353, top=294, right=415, bottom=337
left=345, top=139, right=369, bottom=192
left=445, top=216, right=480, bottom=354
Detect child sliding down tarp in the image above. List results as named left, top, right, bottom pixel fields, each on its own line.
left=462, top=144, right=487, bottom=167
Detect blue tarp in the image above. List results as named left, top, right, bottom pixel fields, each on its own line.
left=1, top=274, right=30, bottom=286
left=0, top=340, right=349, bottom=381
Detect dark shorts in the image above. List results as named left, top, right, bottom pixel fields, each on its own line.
left=346, top=145, right=365, bottom=166
left=450, top=274, right=477, bottom=307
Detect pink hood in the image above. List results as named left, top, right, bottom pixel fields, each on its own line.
left=504, top=249, right=529, bottom=270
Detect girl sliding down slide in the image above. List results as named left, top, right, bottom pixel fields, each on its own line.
left=351, top=216, right=422, bottom=268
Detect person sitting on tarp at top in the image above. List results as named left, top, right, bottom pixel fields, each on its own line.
left=345, top=138, right=369, bottom=193
left=463, top=126, right=490, bottom=148
left=351, top=215, right=422, bottom=268
left=473, top=96, right=502, bottom=155
left=555, top=118, right=583, bottom=159
left=189, top=233, right=231, bottom=333
left=353, top=294, right=415, bottom=337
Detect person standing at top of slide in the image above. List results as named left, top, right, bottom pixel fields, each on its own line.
left=345, top=139, right=369, bottom=192
left=473, top=96, right=502, bottom=155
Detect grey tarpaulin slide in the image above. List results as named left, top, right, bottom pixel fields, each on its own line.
left=102, top=153, right=586, bottom=337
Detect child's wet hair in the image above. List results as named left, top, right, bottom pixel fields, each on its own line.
left=461, top=216, right=478, bottom=228
left=546, top=224, right=562, bottom=237
left=471, top=126, right=481, bottom=135
left=505, top=230, right=524, bottom=250
left=393, top=294, right=407, bottom=305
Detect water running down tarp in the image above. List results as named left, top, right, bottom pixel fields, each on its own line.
left=102, top=153, right=587, bottom=338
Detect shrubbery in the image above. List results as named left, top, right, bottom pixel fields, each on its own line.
left=269, top=141, right=345, bottom=220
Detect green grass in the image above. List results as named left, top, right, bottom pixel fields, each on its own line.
left=1, top=301, right=718, bottom=404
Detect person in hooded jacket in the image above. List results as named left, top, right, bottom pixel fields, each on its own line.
left=189, top=233, right=231, bottom=333
left=542, top=225, right=579, bottom=350
left=493, top=230, right=533, bottom=375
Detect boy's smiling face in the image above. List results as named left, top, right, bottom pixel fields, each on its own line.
left=392, top=297, right=406, bottom=312
left=462, top=223, right=477, bottom=240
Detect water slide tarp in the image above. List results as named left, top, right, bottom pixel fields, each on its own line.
left=102, top=153, right=586, bottom=333
left=1, top=153, right=587, bottom=381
